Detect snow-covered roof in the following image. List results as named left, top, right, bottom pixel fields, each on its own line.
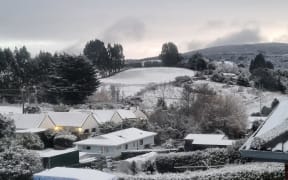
left=241, top=100, right=288, bottom=159
left=0, top=105, right=22, bottom=114
left=116, top=109, right=137, bottom=119
left=75, top=128, right=156, bottom=146
left=48, top=112, right=92, bottom=127
left=184, top=134, right=234, bottom=146
left=33, top=167, right=118, bottom=180
left=9, top=113, right=47, bottom=129
left=35, top=148, right=78, bottom=158
left=92, top=110, right=116, bottom=124
left=16, top=128, right=47, bottom=133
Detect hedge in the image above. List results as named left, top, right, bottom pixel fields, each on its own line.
left=155, top=148, right=229, bottom=173
left=117, top=162, right=284, bottom=180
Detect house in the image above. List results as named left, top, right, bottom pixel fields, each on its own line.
left=240, top=100, right=288, bottom=179
left=74, top=128, right=157, bottom=157
left=184, top=134, right=234, bottom=151
left=92, top=110, right=122, bottom=124
left=33, top=167, right=118, bottom=180
left=240, top=100, right=288, bottom=161
left=35, top=148, right=79, bottom=169
left=48, top=112, right=99, bottom=134
left=131, top=108, right=148, bottom=120
left=9, top=113, right=55, bottom=130
left=116, top=109, right=138, bottom=121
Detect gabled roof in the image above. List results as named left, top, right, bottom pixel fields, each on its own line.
left=184, top=134, right=234, bottom=146
left=92, top=110, right=116, bottom=124
left=9, top=113, right=47, bottom=129
left=33, top=167, right=117, bottom=180
left=48, top=112, right=92, bottom=127
left=116, top=109, right=137, bottom=119
left=241, top=100, right=288, bottom=162
left=75, top=128, right=157, bottom=146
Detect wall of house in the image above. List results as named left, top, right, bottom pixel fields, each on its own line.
left=81, top=115, right=99, bottom=133
left=39, top=116, right=56, bottom=129
left=76, top=136, right=155, bottom=157
left=133, top=110, right=148, bottom=120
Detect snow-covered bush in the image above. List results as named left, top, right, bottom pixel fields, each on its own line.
left=0, top=146, right=43, bottom=180
left=117, top=162, right=283, bottom=180
left=15, top=133, right=44, bottom=150
left=250, top=137, right=266, bottom=150
left=53, top=133, right=77, bottom=149
left=155, top=148, right=229, bottom=173
left=0, top=114, right=43, bottom=180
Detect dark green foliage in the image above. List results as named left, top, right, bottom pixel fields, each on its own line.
left=227, top=139, right=247, bottom=163
left=211, top=72, right=225, bottom=83
left=131, top=161, right=137, bottom=175
left=155, top=148, right=229, bottom=173
left=159, top=42, right=181, bottom=66
left=188, top=52, right=208, bottom=71
left=271, top=98, right=279, bottom=109
left=83, top=39, right=109, bottom=69
left=251, top=119, right=264, bottom=132
left=47, top=54, right=99, bottom=104
left=249, top=53, right=273, bottom=73
left=261, top=106, right=272, bottom=116
left=15, top=133, right=44, bottom=150
left=53, top=133, right=77, bottom=149
left=251, top=68, right=286, bottom=92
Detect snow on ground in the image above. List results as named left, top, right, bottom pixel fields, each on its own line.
left=100, top=67, right=195, bottom=96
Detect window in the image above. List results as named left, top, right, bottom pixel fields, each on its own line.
left=92, top=128, right=96, bottom=132
left=140, top=139, right=143, bottom=145
left=84, top=146, right=91, bottom=150
left=125, top=144, right=128, bottom=150
left=84, top=129, right=89, bottom=134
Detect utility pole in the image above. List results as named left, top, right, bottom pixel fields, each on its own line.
left=21, top=86, right=25, bottom=114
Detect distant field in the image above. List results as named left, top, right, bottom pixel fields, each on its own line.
left=100, top=67, right=195, bottom=96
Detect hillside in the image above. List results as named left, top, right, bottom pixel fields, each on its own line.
left=183, top=43, right=288, bottom=68
left=100, top=67, right=195, bottom=96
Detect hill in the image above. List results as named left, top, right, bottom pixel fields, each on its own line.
left=100, top=67, right=195, bottom=96
left=183, top=43, right=288, bottom=68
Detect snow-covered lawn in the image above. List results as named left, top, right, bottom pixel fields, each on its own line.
left=100, top=67, right=195, bottom=96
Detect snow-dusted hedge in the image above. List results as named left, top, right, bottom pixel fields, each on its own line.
left=117, top=163, right=284, bottom=180
left=155, top=148, right=228, bottom=173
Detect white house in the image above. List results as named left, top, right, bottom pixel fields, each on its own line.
left=74, top=128, right=157, bottom=157
left=48, top=112, right=99, bottom=134
left=184, top=134, right=234, bottom=151
left=33, top=167, right=118, bottom=180
left=131, top=108, right=148, bottom=120
left=92, top=110, right=122, bottom=124
left=9, top=113, right=55, bottom=130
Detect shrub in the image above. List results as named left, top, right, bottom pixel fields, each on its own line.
left=15, top=133, right=44, bottom=150
left=53, top=133, right=77, bottom=149
left=155, top=148, right=229, bottom=173
left=117, top=162, right=284, bottom=180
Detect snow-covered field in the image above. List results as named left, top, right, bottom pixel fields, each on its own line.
left=100, top=67, right=195, bottom=96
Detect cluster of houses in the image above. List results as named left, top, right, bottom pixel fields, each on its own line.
left=8, top=108, right=148, bottom=134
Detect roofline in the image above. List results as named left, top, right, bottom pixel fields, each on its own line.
left=74, top=134, right=156, bottom=146
left=240, top=149, right=288, bottom=163
left=39, top=114, right=57, bottom=128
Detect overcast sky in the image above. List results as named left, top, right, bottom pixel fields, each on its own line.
left=1, top=0, right=288, bottom=58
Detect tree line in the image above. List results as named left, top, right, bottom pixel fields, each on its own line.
left=0, top=39, right=125, bottom=105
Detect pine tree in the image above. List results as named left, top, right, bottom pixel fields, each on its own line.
left=48, top=54, right=100, bottom=104
left=160, top=42, right=181, bottom=66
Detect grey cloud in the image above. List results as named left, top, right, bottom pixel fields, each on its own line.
left=208, top=29, right=263, bottom=47
left=186, top=41, right=204, bottom=51
left=102, top=17, right=146, bottom=43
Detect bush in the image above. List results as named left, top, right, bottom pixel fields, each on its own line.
left=155, top=148, right=229, bottom=173
left=53, top=133, right=77, bottom=149
left=117, top=162, right=284, bottom=180
left=15, top=133, right=44, bottom=150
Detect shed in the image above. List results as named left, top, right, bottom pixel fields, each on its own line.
left=33, top=167, right=118, bottom=180
left=184, top=134, right=234, bottom=151
left=36, top=148, right=79, bottom=169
